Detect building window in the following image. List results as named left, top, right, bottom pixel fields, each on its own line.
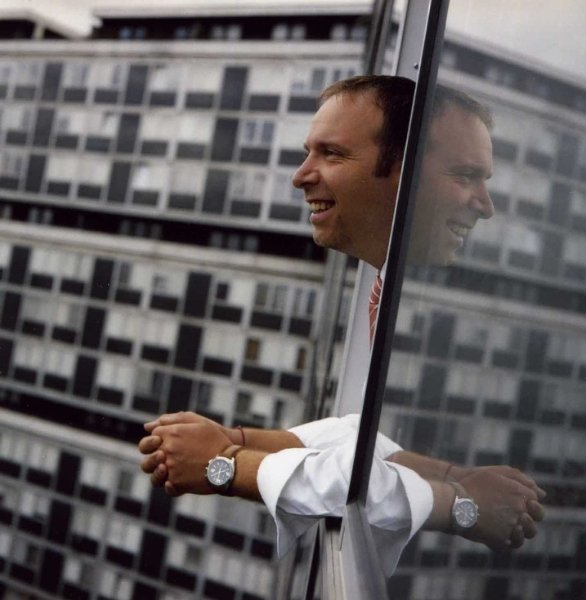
left=210, top=24, right=242, bottom=40
left=117, top=468, right=150, bottom=501
left=0, top=530, right=12, bottom=559
left=15, top=61, right=41, bottom=86
left=1, top=149, right=26, bottom=178
left=130, top=162, right=168, bottom=207
left=0, top=477, right=18, bottom=507
left=97, top=359, right=134, bottom=401
left=72, top=506, right=106, bottom=541
left=291, top=288, right=317, bottom=318
left=272, top=23, right=306, bottom=41
left=80, top=456, right=115, bottom=491
left=254, top=283, right=287, bottom=313
left=148, top=63, right=180, bottom=102
left=20, top=489, right=50, bottom=522
left=295, top=347, right=307, bottom=371
left=63, top=62, right=89, bottom=87
left=0, top=61, right=12, bottom=85
left=229, top=170, right=266, bottom=202
left=272, top=172, right=305, bottom=204
left=63, top=556, right=95, bottom=589
left=107, top=516, right=141, bottom=553
left=235, top=391, right=252, bottom=415
left=26, top=440, right=58, bottom=473
left=99, top=568, right=133, bottom=600
left=12, top=538, right=41, bottom=569
left=245, top=338, right=261, bottom=362
left=166, top=538, right=202, bottom=570
left=505, top=222, right=540, bottom=270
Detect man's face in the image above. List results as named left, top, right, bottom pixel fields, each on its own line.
left=292, top=92, right=401, bottom=270
left=408, top=105, right=494, bottom=266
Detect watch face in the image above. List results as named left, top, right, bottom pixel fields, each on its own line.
left=453, top=498, right=478, bottom=528
left=207, top=457, right=234, bottom=487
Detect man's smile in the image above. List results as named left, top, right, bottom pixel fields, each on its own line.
left=446, top=220, right=473, bottom=241
left=307, top=199, right=335, bottom=213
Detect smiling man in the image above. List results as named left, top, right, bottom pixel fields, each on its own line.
left=139, top=76, right=544, bottom=569
left=408, top=86, right=494, bottom=265
left=293, top=79, right=408, bottom=269
left=295, top=77, right=495, bottom=270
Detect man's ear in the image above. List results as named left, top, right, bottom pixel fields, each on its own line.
left=391, top=159, right=403, bottom=178
left=389, top=160, right=403, bottom=193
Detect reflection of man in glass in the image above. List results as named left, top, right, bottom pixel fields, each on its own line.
left=139, top=76, right=545, bottom=567
left=407, top=86, right=495, bottom=266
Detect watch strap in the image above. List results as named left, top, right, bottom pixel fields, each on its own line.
left=209, top=445, right=244, bottom=495
left=448, top=480, right=468, bottom=500
left=221, top=444, right=244, bottom=460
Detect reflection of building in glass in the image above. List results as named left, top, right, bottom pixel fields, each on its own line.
left=382, top=39, right=586, bottom=599
left=0, top=6, right=584, bottom=600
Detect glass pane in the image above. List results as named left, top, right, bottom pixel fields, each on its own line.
left=368, top=1, right=586, bottom=597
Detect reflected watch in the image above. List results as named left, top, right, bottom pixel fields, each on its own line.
left=205, top=445, right=242, bottom=494
left=449, top=481, right=479, bottom=532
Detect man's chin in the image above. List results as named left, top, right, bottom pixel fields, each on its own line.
left=406, top=244, right=457, bottom=267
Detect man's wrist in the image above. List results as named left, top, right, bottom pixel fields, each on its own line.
left=444, top=464, right=471, bottom=482
left=231, top=448, right=267, bottom=502
left=425, top=480, right=457, bottom=533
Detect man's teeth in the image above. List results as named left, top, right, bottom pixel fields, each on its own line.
left=448, top=223, right=470, bottom=237
left=309, top=202, right=332, bottom=213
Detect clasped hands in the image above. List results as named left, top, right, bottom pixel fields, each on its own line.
left=138, top=410, right=546, bottom=551
left=138, top=412, right=239, bottom=496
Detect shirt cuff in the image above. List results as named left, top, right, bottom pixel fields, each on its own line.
left=257, top=447, right=320, bottom=556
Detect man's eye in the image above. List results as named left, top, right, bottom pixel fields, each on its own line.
left=455, top=172, right=473, bottom=183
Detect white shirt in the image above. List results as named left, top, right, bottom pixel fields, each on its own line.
left=256, top=415, right=433, bottom=575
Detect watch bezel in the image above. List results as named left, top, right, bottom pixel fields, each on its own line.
left=205, top=456, right=235, bottom=491
left=452, top=496, right=478, bottom=529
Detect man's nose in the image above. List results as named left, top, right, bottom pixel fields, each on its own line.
left=473, top=184, right=495, bottom=219
left=292, top=156, right=318, bottom=189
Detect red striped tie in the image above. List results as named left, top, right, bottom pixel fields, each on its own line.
left=369, top=274, right=383, bottom=344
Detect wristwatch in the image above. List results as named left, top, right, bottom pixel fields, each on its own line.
left=449, top=481, right=479, bottom=532
left=205, top=445, right=242, bottom=494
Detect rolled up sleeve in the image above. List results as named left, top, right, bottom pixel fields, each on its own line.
left=257, top=441, right=432, bottom=563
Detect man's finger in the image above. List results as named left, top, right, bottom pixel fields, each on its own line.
left=138, top=435, right=162, bottom=454
left=509, top=524, right=525, bottom=549
left=150, top=462, right=168, bottom=487
left=141, top=451, right=165, bottom=475
left=144, top=421, right=159, bottom=433
left=146, top=411, right=197, bottom=431
left=519, top=513, right=537, bottom=539
left=526, top=499, right=546, bottom=522
left=165, top=480, right=181, bottom=497
left=144, top=413, right=175, bottom=432
left=498, top=467, right=545, bottom=499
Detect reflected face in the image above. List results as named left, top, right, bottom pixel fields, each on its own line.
left=292, top=92, right=401, bottom=270
left=408, top=106, right=495, bottom=265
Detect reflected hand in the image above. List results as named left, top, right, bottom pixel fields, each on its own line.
left=450, top=464, right=546, bottom=504
left=457, top=469, right=545, bottom=551
left=140, top=421, right=233, bottom=496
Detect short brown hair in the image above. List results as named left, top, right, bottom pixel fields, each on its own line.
left=319, top=75, right=416, bottom=177
left=319, top=76, right=493, bottom=177
left=432, top=84, right=493, bottom=130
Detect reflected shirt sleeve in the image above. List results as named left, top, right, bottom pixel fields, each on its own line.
left=257, top=440, right=432, bottom=565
